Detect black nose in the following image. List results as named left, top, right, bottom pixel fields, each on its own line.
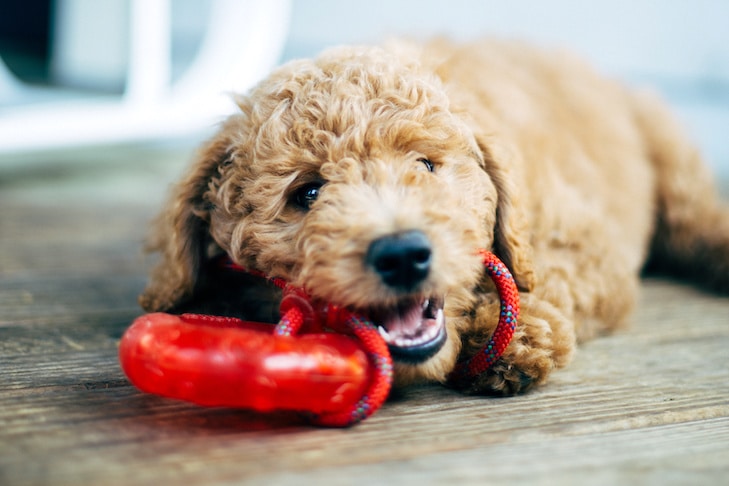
left=366, top=230, right=432, bottom=290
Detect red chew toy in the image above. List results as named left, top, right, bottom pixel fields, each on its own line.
left=119, top=313, right=370, bottom=414
left=119, top=250, right=519, bottom=427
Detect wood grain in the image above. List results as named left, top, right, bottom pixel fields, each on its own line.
left=1, top=193, right=728, bottom=486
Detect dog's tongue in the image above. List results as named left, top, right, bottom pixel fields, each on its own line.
left=386, top=299, right=424, bottom=336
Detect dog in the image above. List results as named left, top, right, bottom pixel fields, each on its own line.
left=139, top=39, right=729, bottom=396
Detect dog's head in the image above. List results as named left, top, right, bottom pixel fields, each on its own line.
left=140, top=46, right=533, bottom=380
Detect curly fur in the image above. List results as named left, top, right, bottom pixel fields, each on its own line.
left=139, top=39, right=729, bottom=395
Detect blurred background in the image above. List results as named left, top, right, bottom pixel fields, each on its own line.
left=1, top=0, right=728, bottom=206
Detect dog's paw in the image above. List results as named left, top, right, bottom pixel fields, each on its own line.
left=449, top=293, right=576, bottom=396
left=451, top=358, right=538, bottom=396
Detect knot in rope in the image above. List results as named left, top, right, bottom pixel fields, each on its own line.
left=274, top=285, right=394, bottom=427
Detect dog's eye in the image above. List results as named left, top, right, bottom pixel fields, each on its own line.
left=418, top=158, right=435, bottom=172
left=292, top=182, right=323, bottom=210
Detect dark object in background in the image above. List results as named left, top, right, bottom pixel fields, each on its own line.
left=0, top=0, right=52, bottom=84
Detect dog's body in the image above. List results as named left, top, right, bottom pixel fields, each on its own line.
left=140, top=39, right=729, bottom=395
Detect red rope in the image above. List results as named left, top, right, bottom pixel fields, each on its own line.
left=220, top=249, right=519, bottom=425
left=448, top=250, right=520, bottom=383
left=273, top=291, right=393, bottom=426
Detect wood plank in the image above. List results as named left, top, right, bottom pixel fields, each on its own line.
left=1, top=193, right=728, bottom=485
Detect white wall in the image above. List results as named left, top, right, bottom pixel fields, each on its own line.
left=284, top=0, right=729, bottom=80
left=282, top=0, right=729, bottom=174
left=2, top=0, right=726, bottom=174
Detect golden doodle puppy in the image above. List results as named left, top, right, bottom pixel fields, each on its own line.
left=140, top=39, right=729, bottom=395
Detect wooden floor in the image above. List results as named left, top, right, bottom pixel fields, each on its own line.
left=1, top=146, right=728, bottom=485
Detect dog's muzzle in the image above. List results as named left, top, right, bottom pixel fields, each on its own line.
left=365, top=230, right=447, bottom=363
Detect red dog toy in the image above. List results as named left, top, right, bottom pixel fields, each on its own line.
left=119, top=250, right=518, bottom=427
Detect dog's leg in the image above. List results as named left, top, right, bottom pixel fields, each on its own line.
left=453, top=240, right=645, bottom=395
left=636, top=93, right=729, bottom=293
left=453, top=292, right=576, bottom=395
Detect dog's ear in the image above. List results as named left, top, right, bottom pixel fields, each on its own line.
left=138, top=131, right=233, bottom=312
left=476, top=138, right=536, bottom=292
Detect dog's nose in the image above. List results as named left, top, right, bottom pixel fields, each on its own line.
left=366, top=230, right=432, bottom=290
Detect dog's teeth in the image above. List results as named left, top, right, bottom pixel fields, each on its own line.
left=378, top=326, right=390, bottom=340
left=422, top=325, right=438, bottom=343
left=394, top=336, right=410, bottom=347
left=423, top=323, right=437, bottom=341
left=421, top=299, right=429, bottom=310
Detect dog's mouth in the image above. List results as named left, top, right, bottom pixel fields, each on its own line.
left=367, top=296, right=446, bottom=363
